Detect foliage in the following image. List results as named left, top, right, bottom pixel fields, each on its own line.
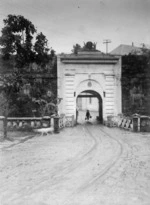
left=72, top=44, right=81, bottom=54
left=0, top=72, right=23, bottom=116
left=71, top=42, right=97, bottom=54
left=122, top=52, right=150, bottom=115
left=34, top=32, right=50, bottom=67
left=0, top=14, right=57, bottom=119
left=0, top=72, right=22, bottom=139
left=0, top=15, right=54, bottom=72
left=0, top=72, right=57, bottom=118
left=0, top=15, right=36, bottom=67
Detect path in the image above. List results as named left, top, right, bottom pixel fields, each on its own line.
left=0, top=122, right=150, bottom=205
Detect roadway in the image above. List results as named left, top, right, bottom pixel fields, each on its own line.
left=0, top=115, right=150, bottom=205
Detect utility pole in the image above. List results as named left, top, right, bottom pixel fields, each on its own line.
left=103, top=39, right=111, bottom=54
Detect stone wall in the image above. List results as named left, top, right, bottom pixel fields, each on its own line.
left=57, top=52, right=122, bottom=121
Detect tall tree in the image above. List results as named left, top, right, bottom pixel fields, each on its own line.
left=0, top=15, right=57, bottom=122
left=0, top=15, right=37, bottom=69
left=34, top=32, right=50, bottom=67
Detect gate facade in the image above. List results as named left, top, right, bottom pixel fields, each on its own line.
left=57, top=42, right=122, bottom=124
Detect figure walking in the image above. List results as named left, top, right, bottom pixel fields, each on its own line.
left=85, top=110, right=91, bottom=120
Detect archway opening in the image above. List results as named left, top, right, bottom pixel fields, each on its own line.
left=76, top=90, right=103, bottom=124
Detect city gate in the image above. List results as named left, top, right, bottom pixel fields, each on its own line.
left=57, top=42, right=122, bottom=124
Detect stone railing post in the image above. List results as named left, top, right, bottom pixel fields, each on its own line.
left=140, top=116, right=150, bottom=132
left=54, top=116, right=60, bottom=133
left=0, top=116, right=5, bottom=141
left=132, top=116, right=140, bottom=132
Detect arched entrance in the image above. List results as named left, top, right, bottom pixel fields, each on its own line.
left=57, top=42, right=122, bottom=126
left=76, top=90, right=103, bottom=124
left=75, top=78, right=104, bottom=123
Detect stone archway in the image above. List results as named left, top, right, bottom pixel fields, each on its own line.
left=76, top=89, right=103, bottom=123
left=57, top=44, right=122, bottom=125
left=76, top=79, right=103, bottom=123
left=76, top=79, right=104, bottom=100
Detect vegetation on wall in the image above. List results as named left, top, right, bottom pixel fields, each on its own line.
left=0, top=15, right=57, bottom=118
left=122, top=50, right=150, bottom=116
left=71, top=42, right=98, bottom=54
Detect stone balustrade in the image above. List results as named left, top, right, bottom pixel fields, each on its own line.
left=133, top=114, right=150, bottom=132
left=65, top=115, right=74, bottom=127
left=118, top=116, right=133, bottom=130
left=104, top=115, right=133, bottom=131
left=53, top=114, right=74, bottom=133
left=104, top=114, right=150, bottom=132
left=59, top=114, right=65, bottom=129
left=0, top=114, right=75, bottom=132
left=0, top=116, right=51, bottom=130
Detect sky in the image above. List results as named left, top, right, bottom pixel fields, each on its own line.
left=0, top=0, right=150, bottom=54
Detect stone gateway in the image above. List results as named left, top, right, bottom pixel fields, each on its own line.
left=57, top=42, right=122, bottom=124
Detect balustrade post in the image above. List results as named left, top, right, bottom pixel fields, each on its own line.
left=54, top=116, right=60, bottom=133
left=140, top=116, right=150, bottom=132
left=0, top=116, right=5, bottom=140
left=132, top=116, right=139, bottom=132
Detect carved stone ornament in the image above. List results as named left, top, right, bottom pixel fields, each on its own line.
left=88, top=81, right=92, bottom=87
left=83, top=41, right=97, bottom=51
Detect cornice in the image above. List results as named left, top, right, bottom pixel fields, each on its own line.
left=60, top=54, right=119, bottom=64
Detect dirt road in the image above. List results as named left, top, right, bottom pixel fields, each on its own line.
left=0, top=122, right=150, bottom=205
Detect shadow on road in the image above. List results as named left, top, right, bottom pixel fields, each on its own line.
left=1, top=134, right=37, bottom=149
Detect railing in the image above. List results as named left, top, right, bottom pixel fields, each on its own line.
left=65, top=115, right=74, bottom=127
left=104, top=115, right=133, bottom=131
left=133, top=114, right=150, bottom=132
left=118, top=116, right=133, bottom=130
left=104, top=114, right=150, bottom=132
left=0, top=114, right=75, bottom=133
left=0, top=116, right=51, bottom=130
left=59, top=114, right=65, bottom=129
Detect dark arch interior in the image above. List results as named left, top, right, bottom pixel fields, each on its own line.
left=76, top=90, right=103, bottom=123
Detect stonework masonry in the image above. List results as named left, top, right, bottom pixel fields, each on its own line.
left=57, top=51, right=122, bottom=123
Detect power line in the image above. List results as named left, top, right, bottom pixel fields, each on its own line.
left=103, top=39, right=111, bottom=54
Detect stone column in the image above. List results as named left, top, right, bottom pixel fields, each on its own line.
left=54, top=116, right=60, bottom=133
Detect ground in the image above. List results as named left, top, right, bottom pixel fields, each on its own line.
left=0, top=112, right=150, bottom=205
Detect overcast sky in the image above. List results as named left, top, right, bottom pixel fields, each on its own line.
left=0, top=0, right=150, bottom=53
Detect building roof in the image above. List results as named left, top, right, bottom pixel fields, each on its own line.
left=110, top=44, right=143, bottom=56
left=60, top=50, right=120, bottom=64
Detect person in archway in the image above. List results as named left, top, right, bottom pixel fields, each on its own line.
left=85, top=110, right=91, bottom=120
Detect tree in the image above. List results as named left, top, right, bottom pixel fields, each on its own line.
left=0, top=15, right=55, bottom=71
left=0, top=15, right=36, bottom=69
left=71, top=42, right=98, bottom=54
left=0, top=15, right=58, bottom=139
left=72, top=44, right=81, bottom=54
left=122, top=52, right=150, bottom=115
left=0, top=72, right=22, bottom=140
left=34, top=32, right=50, bottom=67
left=0, top=15, right=57, bottom=119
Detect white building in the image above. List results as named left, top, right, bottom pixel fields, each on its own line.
left=57, top=42, right=122, bottom=124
